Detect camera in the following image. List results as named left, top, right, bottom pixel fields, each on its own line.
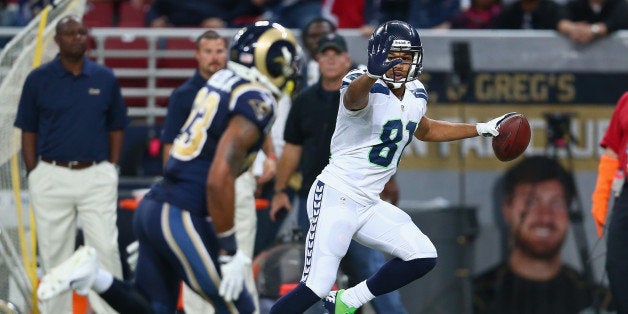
left=543, top=112, right=576, bottom=147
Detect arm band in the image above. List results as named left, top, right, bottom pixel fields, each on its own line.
left=591, top=154, right=619, bottom=224
left=592, top=155, right=619, bottom=202
left=366, top=71, right=380, bottom=80
left=217, top=228, right=237, bottom=255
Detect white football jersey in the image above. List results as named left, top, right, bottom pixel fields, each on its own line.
left=318, top=69, right=428, bottom=205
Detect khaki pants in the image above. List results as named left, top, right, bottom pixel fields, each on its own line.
left=183, top=171, right=259, bottom=313
left=29, top=161, right=122, bottom=314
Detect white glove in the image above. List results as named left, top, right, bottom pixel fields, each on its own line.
left=476, top=112, right=517, bottom=137
left=218, top=250, right=251, bottom=302
left=126, top=241, right=139, bottom=272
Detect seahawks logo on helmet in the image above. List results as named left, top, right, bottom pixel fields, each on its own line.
left=228, top=21, right=303, bottom=96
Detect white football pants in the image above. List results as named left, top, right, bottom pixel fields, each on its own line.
left=302, top=180, right=438, bottom=298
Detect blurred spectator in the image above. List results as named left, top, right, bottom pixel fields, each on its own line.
left=126, top=0, right=146, bottom=11
left=437, top=0, right=501, bottom=29
left=557, top=0, right=628, bottom=44
left=0, top=0, right=18, bottom=26
left=112, top=0, right=148, bottom=26
left=146, top=0, right=260, bottom=28
left=0, top=0, right=19, bottom=47
left=473, top=156, right=612, bottom=314
left=14, top=15, right=125, bottom=314
left=379, top=0, right=407, bottom=25
left=493, top=0, right=563, bottom=29
left=17, top=0, right=49, bottom=26
left=256, top=0, right=321, bottom=29
left=379, top=0, right=461, bottom=29
left=321, top=0, right=379, bottom=36
left=300, top=17, right=336, bottom=87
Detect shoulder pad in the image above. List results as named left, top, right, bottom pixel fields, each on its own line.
left=407, top=80, right=428, bottom=101
left=344, top=69, right=364, bottom=82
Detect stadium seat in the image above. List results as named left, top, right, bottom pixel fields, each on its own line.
left=164, top=38, right=197, bottom=50
left=102, top=37, right=149, bottom=103
left=157, top=38, right=197, bottom=69
left=117, top=2, right=148, bottom=27
left=232, top=15, right=260, bottom=27
left=83, top=1, right=114, bottom=27
left=104, top=37, right=149, bottom=68
left=122, top=96, right=148, bottom=107
left=156, top=38, right=197, bottom=89
left=156, top=95, right=171, bottom=107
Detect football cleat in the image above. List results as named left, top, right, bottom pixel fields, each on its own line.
left=323, top=289, right=357, bottom=314
left=38, top=246, right=98, bottom=300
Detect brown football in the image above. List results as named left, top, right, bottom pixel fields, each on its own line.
left=492, top=114, right=531, bottom=162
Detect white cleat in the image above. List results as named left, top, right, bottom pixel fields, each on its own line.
left=37, top=246, right=98, bottom=300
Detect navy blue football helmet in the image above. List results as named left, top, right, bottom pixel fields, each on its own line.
left=372, top=20, right=423, bottom=85
left=229, top=21, right=303, bottom=96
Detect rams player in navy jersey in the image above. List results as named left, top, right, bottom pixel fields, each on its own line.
left=37, top=21, right=302, bottom=314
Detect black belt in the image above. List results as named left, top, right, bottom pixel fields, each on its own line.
left=40, top=158, right=101, bottom=170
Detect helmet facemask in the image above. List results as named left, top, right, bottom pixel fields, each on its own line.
left=381, top=40, right=423, bottom=89
left=276, top=45, right=304, bottom=97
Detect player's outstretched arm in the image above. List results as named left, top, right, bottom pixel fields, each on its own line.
left=414, top=116, right=479, bottom=142
left=416, top=112, right=517, bottom=142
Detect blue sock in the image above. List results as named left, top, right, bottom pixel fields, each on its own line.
left=270, top=282, right=321, bottom=314
left=366, top=257, right=437, bottom=296
left=99, top=279, right=153, bottom=313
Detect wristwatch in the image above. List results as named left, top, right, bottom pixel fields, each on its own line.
left=591, top=23, right=601, bottom=36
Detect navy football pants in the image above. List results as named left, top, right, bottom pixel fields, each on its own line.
left=130, top=198, right=255, bottom=313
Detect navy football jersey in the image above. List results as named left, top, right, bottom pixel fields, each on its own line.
left=147, top=69, right=276, bottom=215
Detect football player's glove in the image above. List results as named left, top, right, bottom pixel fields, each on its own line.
left=476, top=112, right=517, bottom=137
left=125, top=240, right=139, bottom=272
left=366, top=33, right=402, bottom=79
left=218, top=250, right=251, bottom=302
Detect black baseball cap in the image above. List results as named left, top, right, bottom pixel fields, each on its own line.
left=317, top=33, right=348, bottom=53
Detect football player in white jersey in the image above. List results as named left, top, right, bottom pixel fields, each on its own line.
left=270, top=20, right=515, bottom=314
